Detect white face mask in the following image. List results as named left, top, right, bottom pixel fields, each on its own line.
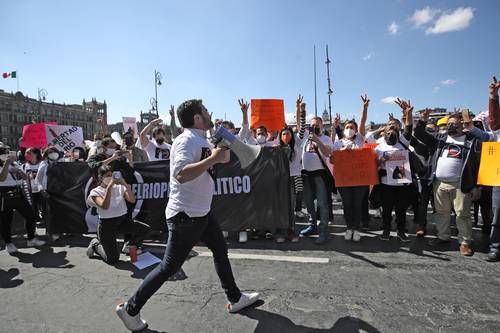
left=344, top=128, right=356, bottom=139
left=0, top=154, right=8, bottom=161
left=105, top=148, right=116, bottom=157
left=101, top=176, right=112, bottom=186
left=48, top=152, right=59, bottom=161
left=256, top=135, right=267, bottom=144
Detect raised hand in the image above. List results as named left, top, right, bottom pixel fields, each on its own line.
left=238, top=99, right=249, bottom=113
left=334, top=113, right=341, bottom=128
left=361, top=94, right=370, bottom=109
left=296, top=94, right=304, bottom=109
left=388, top=113, right=395, bottom=121
left=453, top=107, right=461, bottom=115
left=420, top=108, right=431, bottom=121
left=489, top=76, right=500, bottom=97
left=169, top=105, right=175, bottom=117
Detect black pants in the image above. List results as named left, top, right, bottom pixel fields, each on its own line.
left=0, top=195, right=37, bottom=243
left=92, top=215, right=150, bottom=264
left=380, top=184, right=412, bottom=233
left=416, top=181, right=433, bottom=230
left=127, top=212, right=241, bottom=316
left=339, top=186, right=369, bottom=231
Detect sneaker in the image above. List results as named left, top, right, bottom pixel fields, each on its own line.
left=239, top=231, right=248, bottom=243
left=397, top=232, right=410, bottom=242
left=374, top=208, right=382, bottom=219
left=87, top=238, right=99, bottom=258
left=5, top=243, right=17, bottom=254
left=344, top=229, right=353, bottom=241
left=352, top=230, right=361, bottom=242
left=27, top=237, right=46, bottom=247
left=275, top=235, right=286, bottom=243
left=315, top=232, right=329, bottom=245
left=115, top=302, right=148, bottom=332
left=122, top=244, right=143, bottom=255
left=428, top=238, right=451, bottom=246
left=300, top=225, right=318, bottom=237
left=415, top=228, right=425, bottom=237
left=380, top=230, right=390, bottom=241
left=487, top=251, right=499, bottom=262
left=226, top=292, right=260, bottom=313
left=460, top=244, right=473, bottom=256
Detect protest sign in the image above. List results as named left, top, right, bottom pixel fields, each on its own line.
left=332, top=148, right=379, bottom=187
left=250, top=99, right=285, bottom=132
left=478, top=142, right=500, bottom=186
left=45, top=124, right=84, bottom=152
left=123, top=117, right=138, bottom=138
left=384, top=150, right=412, bottom=185
left=20, top=122, right=57, bottom=148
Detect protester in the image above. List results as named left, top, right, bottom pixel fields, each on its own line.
left=86, top=165, right=150, bottom=264
left=139, top=118, right=171, bottom=161
left=116, top=99, right=259, bottom=332
left=122, top=132, right=148, bottom=162
left=87, top=137, right=133, bottom=181
left=21, top=147, right=43, bottom=222
left=331, top=95, right=369, bottom=242
left=1, top=144, right=45, bottom=254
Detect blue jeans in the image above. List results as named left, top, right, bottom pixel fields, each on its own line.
left=127, top=212, right=241, bottom=315
left=302, top=170, right=330, bottom=232
left=490, top=187, right=500, bottom=253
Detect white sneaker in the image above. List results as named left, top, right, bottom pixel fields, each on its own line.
left=227, top=292, right=260, bottom=313
left=116, top=302, right=148, bottom=332
left=51, top=233, right=61, bottom=241
left=5, top=243, right=17, bottom=254
left=239, top=231, right=248, bottom=243
left=344, top=229, right=353, bottom=241
left=87, top=239, right=99, bottom=258
left=352, top=230, right=361, bottom=242
left=27, top=237, right=46, bottom=247
left=121, top=245, right=143, bottom=255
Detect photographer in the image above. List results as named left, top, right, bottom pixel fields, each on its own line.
left=87, top=137, right=133, bottom=182
left=86, top=165, right=150, bottom=264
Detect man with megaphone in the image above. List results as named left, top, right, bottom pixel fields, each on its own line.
left=116, top=99, right=259, bottom=332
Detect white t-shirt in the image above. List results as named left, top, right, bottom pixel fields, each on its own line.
left=0, top=165, right=23, bottom=187
left=375, top=142, right=407, bottom=186
left=332, top=134, right=365, bottom=151
left=165, top=128, right=215, bottom=219
left=87, top=184, right=128, bottom=219
left=302, top=134, right=334, bottom=172
left=22, top=162, right=41, bottom=193
left=143, top=140, right=171, bottom=161
left=435, top=135, right=466, bottom=182
left=287, top=134, right=305, bottom=177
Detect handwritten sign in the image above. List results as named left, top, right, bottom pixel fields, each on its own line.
left=123, top=117, right=138, bottom=138
left=332, top=148, right=379, bottom=187
left=45, top=124, right=84, bottom=152
left=384, top=150, right=412, bottom=185
left=478, top=142, right=500, bottom=186
left=20, top=122, right=57, bottom=148
left=250, top=99, right=285, bottom=132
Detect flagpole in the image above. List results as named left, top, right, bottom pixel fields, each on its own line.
left=314, top=45, right=318, bottom=117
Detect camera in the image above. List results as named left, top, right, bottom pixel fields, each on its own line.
left=309, top=126, right=321, bottom=136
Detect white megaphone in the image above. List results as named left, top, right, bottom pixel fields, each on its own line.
left=212, top=126, right=261, bottom=168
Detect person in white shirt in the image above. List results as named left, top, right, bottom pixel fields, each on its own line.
left=116, top=99, right=259, bottom=332
left=139, top=118, right=172, bottom=161
left=1, top=143, right=45, bottom=254
left=331, top=95, right=370, bottom=243
left=299, top=115, right=334, bottom=245
left=21, top=147, right=43, bottom=222
left=86, top=165, right=150, bottom=264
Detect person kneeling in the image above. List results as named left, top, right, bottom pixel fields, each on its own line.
left=86, top=166, right=150, bottom=264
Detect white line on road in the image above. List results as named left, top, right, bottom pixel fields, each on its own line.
left=195, top=251, right=329, bottom=264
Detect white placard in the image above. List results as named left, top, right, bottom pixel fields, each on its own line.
left=122, top=117, right=138, bottom=138
left=384, top=150, right=412, bottom=185
left=45, top=124, right=84, bottom=152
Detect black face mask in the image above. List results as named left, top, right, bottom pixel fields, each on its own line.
left=447, top=124, right=459, bottom=136
left=426, top=128, right=436, bottom=134
left=155, top=138, right=165, bottom=145
left=385, top=133, right=398, bottom=145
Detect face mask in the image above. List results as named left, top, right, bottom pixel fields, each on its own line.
left=105, top=148, right=116, bottom=157
left=25, top=153, right=33, bottom=161
left=385, top=133, right=398, bottom=145
left=257, top=135, right=267, bottom=144
left=101, top=176, right=112, bottom=186
left=0, top=154, right=8, bottom=161
left=124, top=137, right=135, bottom=147
left=281, top=133, right=292, bottom=144
left=155, top=138, right=165, bottom=145
left=447, top=124, right=459, bottom=136
left=48, top=152, right=59, bottom=161
left=344, top=128, right=355, bottom=139
left=426, top=127, right=436, bottom=134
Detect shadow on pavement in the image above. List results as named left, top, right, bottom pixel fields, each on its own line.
left=11, top=247, right=74, bottom=269
left=0, top=268, right=24, bottom=288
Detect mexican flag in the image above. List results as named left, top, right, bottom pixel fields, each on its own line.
left=2, top=71, right=17, bottom=79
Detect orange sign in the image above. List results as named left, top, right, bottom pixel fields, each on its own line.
left=250, top=99, right=285, bottom=132
left=332, top=148, right=379, bottom=187
left=478, top=142, right=500, bottom=186
left=363, top=143, right=378, bottom=150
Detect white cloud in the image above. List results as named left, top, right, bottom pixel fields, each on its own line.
left=381, top=96, right=399, bottom=104
left=426, top=7, right=474, bottom=34
left=388, top=21, right=399, bottom=35
left=440, top=79, right=457, bottom=85
left=433, top=86, right=441, bottom=93
left=410, top=6, right=440, bottom=28
left=363, top=52, right=374, bottom=61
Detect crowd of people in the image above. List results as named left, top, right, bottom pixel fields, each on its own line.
left=0, top=76, right=499, bottom=263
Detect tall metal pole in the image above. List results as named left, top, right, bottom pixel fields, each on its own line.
left=314, top=45, right=318, bottom=117
left=154, top=70, right=162, bottom=116
left=326, top=45, right=333, bottom=125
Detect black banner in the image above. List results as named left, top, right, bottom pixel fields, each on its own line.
left=47, top=147, right=290, bottom=233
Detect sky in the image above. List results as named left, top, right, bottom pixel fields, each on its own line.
left=1, top=0, right=499, bottom=126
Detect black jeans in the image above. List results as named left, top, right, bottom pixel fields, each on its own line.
left=0, top=193, right=37, bottom=243
left=380, top=184, right=411, bottom=233
left=127, top=212, right=241, bottom=316
left=416, top=180, right=433, bottom=230
left=92, top=214, right=150, bottom=264
left=490, top=187, right=500, bottom=253
left=339, top=186, right=369, bottom=231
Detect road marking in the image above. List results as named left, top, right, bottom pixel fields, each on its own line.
left=195, top=251, right=329, bottom=264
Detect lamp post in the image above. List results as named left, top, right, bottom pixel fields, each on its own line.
left=325, top=45, right=333, bottom=126
left=153, top=70, right=162, bottom=116
left=34, top=88, right=48, bottom=122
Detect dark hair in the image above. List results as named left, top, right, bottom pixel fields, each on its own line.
left=152, top=126, right=165, bottom=138
left=448, top=113, right=462, bottom=122
left=177, top=99, right=204, bottom=128
left=311, top=116, right=323, bottom=123
left=42, top=146, right=60, bottom=160
left=344, top=120, right=358, bottom=132
left=26, top=147, right=42, bottom=162
left=72, top=146, right=86, bottom=160
left=279, top=127, right=296, bottom=161
left=102, top=137, right=115, bottom=147
left=257, top=126, right=267, bottom=133
left=222, top=121, right=235, bottom=130
left=97, top=165, right=113, bottom=179
left=389, top=118, right=402, bottom=127
left=385, top=125, right=400, bottom=136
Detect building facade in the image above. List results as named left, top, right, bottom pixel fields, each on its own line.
left=0, top=90, right=107, bottom=150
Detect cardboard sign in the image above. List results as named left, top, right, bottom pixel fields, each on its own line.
left=20, top=122, right=57, bottom=148
left=478, top=142, right=500, bottom=186
left=45, top=124, right=84, bottom=152
left=332, top=148, right=379, bottom=187
left=363, top=143, right=378, bottom=150
left=250, top=99, right=285, bottom=132
left=384, top=150, right=412, bottom=185
left=123, top=117, right=138, bottom=138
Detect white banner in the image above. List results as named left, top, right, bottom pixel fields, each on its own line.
left=45, top=124, right=84, bottom=152
left=385, top=150, right=412, bottom=185
left=122, top=117, right=138, bottom=138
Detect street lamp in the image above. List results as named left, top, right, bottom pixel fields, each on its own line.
left=34, top=88, right=48, bottom=122
left=38, top=88, right=47, bottom=101
left=153, top=70, right=162, bottom=116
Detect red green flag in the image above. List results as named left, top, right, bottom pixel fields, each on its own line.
left=2, top=71, right=16, bottom=78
